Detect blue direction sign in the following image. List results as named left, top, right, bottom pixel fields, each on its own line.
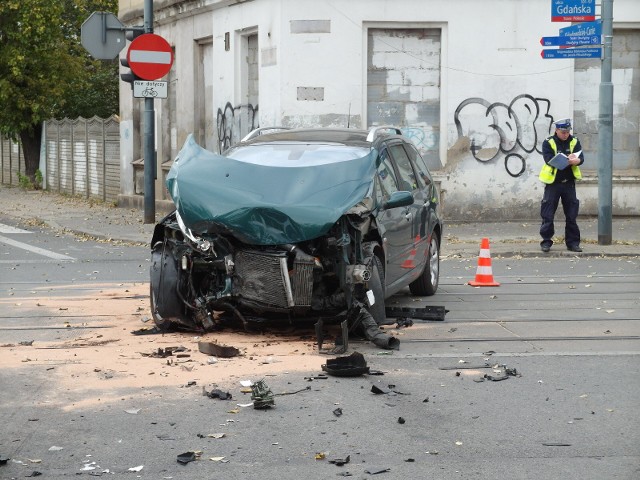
left=551, top=0, right=595, bottom=22
left=540, top=35, right=601, bottom=47
left=541, top=47, right=602, bottom=59
left=559, top=20, right=601, bottom=37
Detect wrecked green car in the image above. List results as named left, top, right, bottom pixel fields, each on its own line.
left=150, top=127, right=442, bottom=344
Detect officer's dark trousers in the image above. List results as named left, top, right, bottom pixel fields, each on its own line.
left=540, top=181, right=580, bottom=247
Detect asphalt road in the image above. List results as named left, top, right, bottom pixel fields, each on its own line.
left=0, top=219, right=639, bottom=479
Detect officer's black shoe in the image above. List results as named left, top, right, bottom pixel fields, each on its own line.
left=567, top=245, right=583, bottom=252
left=541, top=245, right=551, bottom=253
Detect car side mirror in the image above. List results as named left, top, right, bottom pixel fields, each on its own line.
left=382, top=190, right=413, bottom=210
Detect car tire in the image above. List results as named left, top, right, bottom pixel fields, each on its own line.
left=367, top=255, right=391, bottom=325
left=150, top=241, right=184, bottom=332
left=149, top=282, right=175, bottom=332
left=409, top=233, right=439, bottom=296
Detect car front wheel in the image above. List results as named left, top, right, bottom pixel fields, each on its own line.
left=409, top=233, right=439, bottom=296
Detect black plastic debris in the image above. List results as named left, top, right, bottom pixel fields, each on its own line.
left=371, top=385, right=391, bottom=395
left=371, top=384, right=407, bottom=395
left=202, top=386, right=232, bottom=400
left=397, top=417, right=406, bottom=424
left=364, top=466, right=391, bottom=474
left=177, top=451, right=197, bottom=464
left=329, top=455, right=350, bottom=466
left=385, top=305, right=448, bottom=322
left=405, top=458, right=415, bottom=462
left=395, top=318, right=414, bottom=328
left=322, top=351, right=370, bottom=377
left=251, top=379, right=275, bottom=409
left=142, top=346, right=188, bottom=358
left=542, top=442, right=571, bottom=447
left=198, top=341, right=240, bottom=358
left=19, top=340, right=34, bottom=346
left=131, top=326, right=162, bottom=335
left=333, top=408, right=343, bottom=417
left=26, top=472, right=42, bottom=477
left=0, top=456, right=8, bottom=465
left=304, top=375, right=328, bottom=381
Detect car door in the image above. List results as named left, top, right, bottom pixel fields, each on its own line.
left=400, top=142, right=437, bottom=278
left=385, top=142, right=427, bottom=289
left=374, top=147, right=413, bottom=286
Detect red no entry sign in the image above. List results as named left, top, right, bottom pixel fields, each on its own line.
left=127, top=33, right=174, bottom=81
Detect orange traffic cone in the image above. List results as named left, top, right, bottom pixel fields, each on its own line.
left=468, top=237, right=500, bottom=287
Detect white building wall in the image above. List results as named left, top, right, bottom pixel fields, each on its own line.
left=119, top=0, right=640, bottom=219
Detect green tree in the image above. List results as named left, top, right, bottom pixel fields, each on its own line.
left=0, top=0, right=118, bottom=184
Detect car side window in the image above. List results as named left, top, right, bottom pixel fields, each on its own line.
left=405, top=144, right=432, bottom=189
left=376, top=149, right=399, bottom=200
left=388, top=144, right=417, bottom=192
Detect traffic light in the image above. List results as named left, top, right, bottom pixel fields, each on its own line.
left=120, top=57, right=141, bottom=86
left=126, top=27, right=145, bottom=42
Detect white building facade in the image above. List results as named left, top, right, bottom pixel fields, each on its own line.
left=118, top=0, right=640, bottom=220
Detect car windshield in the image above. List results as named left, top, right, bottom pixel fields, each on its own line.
left=224, top=142, right=371, bottom=166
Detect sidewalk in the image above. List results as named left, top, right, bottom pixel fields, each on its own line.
left=1, top=185, right=638, bottom=257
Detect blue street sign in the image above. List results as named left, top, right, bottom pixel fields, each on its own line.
left=551, top=0, right=595, bottom=22
left=559, top=20, right=601, bottom=37
left=541, top=47, right=602, bottom=59
left=540, top=35, right=601, bottom=47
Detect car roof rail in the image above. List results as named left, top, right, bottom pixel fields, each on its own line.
left=366, top=125, right=404, bottom=142
left=241, top=127, right=291, bottom=142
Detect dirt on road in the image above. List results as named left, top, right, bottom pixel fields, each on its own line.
left=1, top=282, right=328, bottom=411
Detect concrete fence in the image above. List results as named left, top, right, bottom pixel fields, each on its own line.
left=44, top=116, right=121, bottom=203
left=0, top=136, right=26, bottom=186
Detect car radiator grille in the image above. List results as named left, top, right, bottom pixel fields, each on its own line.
left=233, top=251, right=314, bottom=308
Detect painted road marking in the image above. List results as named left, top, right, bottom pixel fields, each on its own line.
left=0, top=234, right=75, bottom=261
left=0, top=223, right=31, bottom=234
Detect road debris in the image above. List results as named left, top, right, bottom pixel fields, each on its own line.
left=141, top=346, right=189, bottom=358
left=364, top=466, right=391, bottom=474
left=251, top=379, right=275, bottom=409
left=198, top=341, right=240, bottom=358
left=177, top=451, right=200, bottom=464
left=329, top=454, right=350, bottom=466
left=473, top=364, right=520, bottom=382
left=202, top=386, right=233, bottom=400
left=322, top=351, right=369, bottom=377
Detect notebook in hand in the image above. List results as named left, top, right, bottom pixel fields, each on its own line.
left=548, top=153, right=570, bottom=170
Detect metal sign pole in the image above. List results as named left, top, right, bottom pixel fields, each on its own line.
left=143, top=0, right=156, bottom=224
left=597, top=0, right=613, bottom=244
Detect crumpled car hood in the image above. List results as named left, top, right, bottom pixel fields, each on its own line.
left=166, top=135, right=377, bottom=245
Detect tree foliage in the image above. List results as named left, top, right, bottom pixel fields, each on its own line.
left=0, top=0, right=119, bottom=180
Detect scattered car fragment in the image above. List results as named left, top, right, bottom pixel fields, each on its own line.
left=150, top=126, right=443, bottom=341
left=197, top=341, right=240, bottom=358
left=322, top=351, right=370, bottom=377
left=251, top=379, right=275, bottom=409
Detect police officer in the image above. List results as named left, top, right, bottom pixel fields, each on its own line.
left=539, top=118, right=584, bottom=253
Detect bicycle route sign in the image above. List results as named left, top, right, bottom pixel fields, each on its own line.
left=127, top=33, right=173, bottom=80
left=133, top=80, right=168, bottom=99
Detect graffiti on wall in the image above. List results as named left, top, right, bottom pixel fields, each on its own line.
left=401, top=127, right=439, bottom=152
left=454, top=94, right=554, bottom=177
left=216, top=102, right=259, bottom=152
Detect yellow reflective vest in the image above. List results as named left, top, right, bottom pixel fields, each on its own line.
left=539, top=137, right=583, bottom=184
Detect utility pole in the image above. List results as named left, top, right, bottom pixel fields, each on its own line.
left=597, top=0, right=613, bottom=244
left=143, top=0, right=155, bottom=224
